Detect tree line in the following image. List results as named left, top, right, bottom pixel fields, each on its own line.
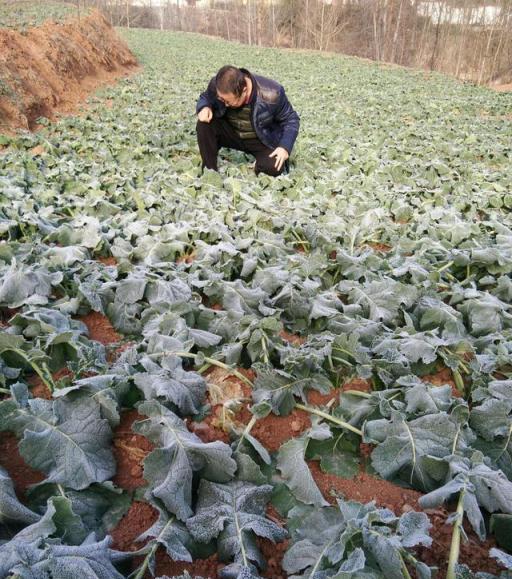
left=36, top=0, right=512, bottom=84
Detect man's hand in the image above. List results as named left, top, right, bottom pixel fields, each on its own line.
left=269, top=147, right=289, bottom=171
left=197, top=107, right=213, bottom=123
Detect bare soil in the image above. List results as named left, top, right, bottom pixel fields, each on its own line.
left=1, top=360, right=503, bottom=577
left=422, top=366, right=462, bottom=398
left=0, top=10, right=139, bottom=133
left=78, top=310, right=123, bottom=345
left=0, top=433, right=45, bottom=501
left=492, top=82, right=512, bottom=92
left=97, top=256, right=118, bottom=266
left=1, top=9, right=504, bottom=577
left=112, top=409, right=153, bottom=491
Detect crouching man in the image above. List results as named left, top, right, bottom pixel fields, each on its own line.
left=196, top=65, right=300, bottom=176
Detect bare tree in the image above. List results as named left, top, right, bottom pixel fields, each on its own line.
left=78, top=0, right=512, bottom=85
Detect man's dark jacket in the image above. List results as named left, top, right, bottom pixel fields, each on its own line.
left=196, top=69, right=300, bottom=154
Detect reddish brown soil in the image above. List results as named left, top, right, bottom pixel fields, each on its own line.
left=26, top=376, right=52, bottom=400
left=279, top=330, right=306, bottom=346
left=110, top=500, right=158, bottom=551
left=258, top=535, right=289, bottom=579
left=237, top=405, right=311, bottom=453
left=258, top=504, right=288, bottom=578
left=363, top=242, right=392, bottom=252
left=0, top=433, right=45, bottom=501
left=111, top=500, right=222, bottom=576
left=341, top=377, right=371, bottom=393
left=97, top=256, right=118, bottom=266
left=359, top=441, right=374, bottom=470
left=188, top=416, right=231, bottom=445
left=112, top=410, right=154, bottom=491
left=153, top=553, right=222, bottom=579
left=0, top=10, right=138, bottom=133
left=310, top=461, right=422, bottom=509
left=418, top=513, right=502, bottom=576
left=492, top=82, right=512, bottom=92
left=111, top=500, right=287, bottom=578
left=416, top=509, right=503, bottom=577
left=0, top=307, right=19, bottom=326
left=421, top=366, right=462, bottom=398
left=0, top=345, right=504, bottom=576
left=78, top=310, right=123, bottom=345
left=27, top=367, right=75, bottom=399
left=307, top=388, right=339, bottom=406
left=176, top=251, right=197, bottom=265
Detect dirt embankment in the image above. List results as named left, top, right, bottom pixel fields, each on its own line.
left=0, top=10, right=138, bottom=132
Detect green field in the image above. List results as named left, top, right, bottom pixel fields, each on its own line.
left=0, top=1, right=84, bottom=29
left=1, top=22, right=512, bottom=579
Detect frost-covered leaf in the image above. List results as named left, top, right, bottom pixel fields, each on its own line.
left=0, top=263, right=62, bottom=308
left=134, top=400, right=236, bottom=520
left=134, top=355, right=206, bottom=414
left=419, top=454, right=512, bottom=540
left=26, top=482, right=130, bottom=540
left=187, top=480, right=286, bottom=569
left=0, top=385, right=115, bottom=490
left=53, top=374, right=130, bottom=427
left=277, top=438, right=329, bottom=507
left=283, top=499, right=432, bottom=578
left=7, top=536, right=125, bottom=579
left=136, top=504, right=193, bottom=572
left=0, top=466, right=40, bottom=527
left=365, top=410, right=468, bottom=491
left=338, top=279, right=418, bottom=325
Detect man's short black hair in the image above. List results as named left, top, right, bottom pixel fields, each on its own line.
left=215, top=65, right=246, bottom=97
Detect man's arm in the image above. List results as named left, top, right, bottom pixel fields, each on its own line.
left=273, top=87, right=300, bottom=154
left=196, top=77, right=218, bottom=115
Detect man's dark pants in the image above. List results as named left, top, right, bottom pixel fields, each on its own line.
left=196, top=118, right=285, bottom=177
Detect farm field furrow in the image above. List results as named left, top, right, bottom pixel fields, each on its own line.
left=1, top=23, right=512, bottom=579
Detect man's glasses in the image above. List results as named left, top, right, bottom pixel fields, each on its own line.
left=217, top=88, right=246, bottom=107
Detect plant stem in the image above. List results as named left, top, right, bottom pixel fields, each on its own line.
left=437, top=260, right=454, bottom=273
left=197, top=362, right=211, bottom=374
left=0, top=387, right=10, bottom=395
left=452, top=425, right=461, bottom=455
left=342, top=389, right=371, bottom=398
left=147, top=351, right=253, bottom=388
left=398, top=551, right=413, bottom=579
left=452, top=368, right=465, bottom=395
left=496, top=424, right=512, bottom=461
left=235, top=414, right=257, bottom=453
left=296, top=403, right=363, bottom=437
left=332, top=346, right=355, bottom=359
left=330, top=355, right=352, bottom=367
left=134, top=516, right=175, bottom=579
left=446, top=489, right=466, bottom=579
left=260, top=336, right=269, bottom=364
left=4, top=348, right=56, bottom=393
left=458, top=359, right=470, bottom=374
left=134, top=542, right=159, bottom=579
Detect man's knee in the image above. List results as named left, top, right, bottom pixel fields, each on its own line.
left=196, top=119, right=213, bottom=137
left=255, top=157, right=284, bottom=177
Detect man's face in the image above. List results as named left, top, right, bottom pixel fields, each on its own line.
left=217, top=80, right=248, bottom=108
